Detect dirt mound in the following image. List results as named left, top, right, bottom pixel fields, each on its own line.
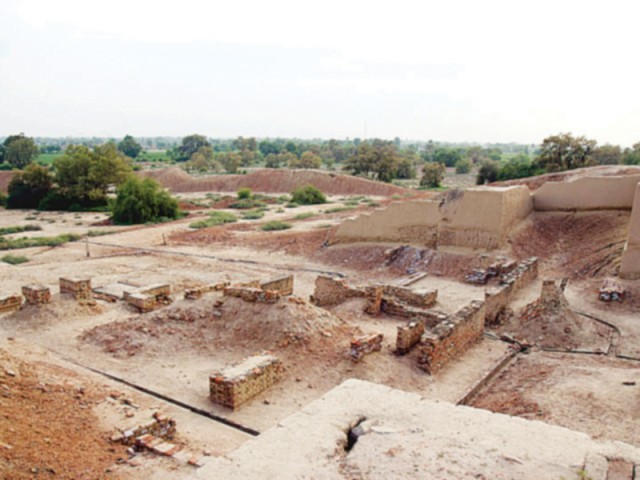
left=81, top=295, right=346, bottom=358
left=0, top=171, right=15, bottom=193
left=497, top=283, right=611, bottom=351
left=510, top=211, right=629, bottom=279
left=140, top=167, right=410, bottom=196
left=0, top=349, right=125, bottom=479
left=2, top=297, right=104, bottom=330
left=493, top=165, right=640, bottom=191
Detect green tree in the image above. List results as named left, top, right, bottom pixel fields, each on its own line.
left=344, top=140, right=400, bottom=182
left=6, top=164, right=53, bottom=209
left=172, top=134, right=210, bottom=162
left=112, top=176, right=179, bottom=224
left=292, top=151, right=322, bottom=169
left=476, top=160, right=500, bottom=184
left=497, top=154, right=537, bottom=180
left=53, top=143, right=131, bottom=206
left=291, top=184, right=326, bottom=204
left=117, top=135, right=143, bottom=158
left=433, top=147, right=463, bottom=167
left=265, top=153, right=281, bottom=168
left=395, top=157, right=417, bottom=179
left=258, top=140, right=282, bottom=156
left=623, top=143, right=640, bottom=165
left=455, top=159, right=472, bottom=174
left=535, top=133, right=597, bottom=172
left=592, top=144, right=622, bottom=165
left=217, top=152, right=242, bottom=173
left=420, top=162, right=445, bottom=188
left=1, top=134, right=39, bottom=168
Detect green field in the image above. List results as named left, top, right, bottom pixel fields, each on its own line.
left=35, top=153, right=63, bottom=165
left=137, top=150, right=171, bottom=162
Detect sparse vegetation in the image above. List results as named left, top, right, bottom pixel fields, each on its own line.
left=241, top=209, right=265, bottom=220
left=325, top=206, right=356, bottom=214
left=0, top=233, right=81, bottom=251
left=260, top=220, right=291, bottom=231
left=0, top=225, right=42, bottom=236
left=1, top=254, right=29, bottom=264
left=189, top=211, right=237, bottom=229
left=294, top=212, right=317, bottom=220
left=290, top=185, right=326, bottom=205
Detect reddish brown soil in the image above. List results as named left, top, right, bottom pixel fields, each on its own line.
left=0, top=349, right=126, bottom=479
left=510, top=211, right=629, bottom=279
left=140, top=168, right=411, bottom=196
left=0, top=171, right=14, bottom=194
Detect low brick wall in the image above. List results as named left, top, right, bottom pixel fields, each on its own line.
left=21, top=285, right=51, bottom=305
left=382, top=285, right=437, bottom=308
left=223, top=287, right=280, bottom=304
left=0, top=294, right=22, bottom=313
left=381, top=299, right=448, bottom=328
left=59, top=277, right=92, bottom=300
left=127, top=293, right=157, bottom=313
left=310, top=275, right=365, bottom=307
left=138, top=284, right=171, bottom=298
left=363, top=286, right=383, bottom=315
left=260, top=275, right=294, bottom=296
left=350, top=333, right=384, bottom=361
left=111, top=411, right=176, bottom=446
left=484, top=257, right=539, bottom=324
left=417, top=300, right=486, bottom=374
left=184, top=282, right=230, bottom=300
left=209, top=354, right=284, bottom=409
left=124, top=284, right=172, bottom=312
left=396, top=320, right=425, bottom=355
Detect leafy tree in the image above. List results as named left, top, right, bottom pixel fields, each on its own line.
left=186, top=146, right=220, bottom=172
left=1, top=134, right=39, bottom=168
left=455, top=159, right=472, bottom=174
left=258, top=140, right=282, bottom=156
left=497, top=154, right=537, bottom=180
left=6, top=164, right=53, bottom=209
left=264, top=153, right=281, bottom=168
left=476, top=160, right=500, bottom=184
left=284, top=141, right=299, bottom=156
left=112, top=176, right=179, bottom=224
left=291, top=184, right=326, bottom=204
left=433, top=147, right=463, bottom=167
left=117, top=135, right=143, bottom=158
left=172, top=134, right=210, bottom=162
left=216, top=152, right=242, bottom=173
left=592, top=144, right=622, bottom=165
left=53, top=143, right=131, bottom=206
left=420, top=162, right=445, bottom=188
left=344, top=140, right=400, bottom=182
left=395, top=157, right=417, bottom=179
left=535, top=133, right=596, bottom=172
left=292, top=151, right=322, bottom=169
left=623, top=143, right=640, bottom=165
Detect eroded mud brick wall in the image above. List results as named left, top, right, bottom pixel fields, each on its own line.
left=396, top=320, right=425, bottom=354
left=21, top=285, right=51, bottom=305
left=417, top=300, right=486, bottom=374
left=59, top=277, right=92, bottom=300
left=112, top=412, right=177, bottom=446
left=138, top=284, right=171, bottom=297
left=380, top=299, right=447, bottom=328
left=260, top=276, right=294, bottom=296
left=126, top=293, right=157, bottom=312
left=620, top=182, right=640, bottom=279
left=184, top=282, right=230, bottom=299
left=484, top=257, right=539, bottom=323
left=310, top=276, right=365, bottom=307
left=0, top=295, right=22, bottom=313
left=382, top=285, right=437, bottom=308
left=209, top=355, right=284, bottom=409
left=224, top=287, right=280, bottom=303
left=350, top=333, right=384, bottom=361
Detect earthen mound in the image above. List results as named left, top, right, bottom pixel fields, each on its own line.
left=2, top=297, right=104, bottom=330
left=80, top=295, right=346, bottom=358
left=139, top=167, right=409, bottom=196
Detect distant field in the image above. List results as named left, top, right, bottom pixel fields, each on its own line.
left=36, top=153, right=62, bottom=165
left=137, top=150, right=170, bottom=162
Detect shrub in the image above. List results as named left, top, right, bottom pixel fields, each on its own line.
left=189, top=211, right=237, bottom=229
left=0, top=233, right=81, bottom=251
left=0, top=225, right=41, bottom=236
left=6, top=164, right=54, bottom=209
left=325, top=206, right=355, bottom=214
left=0, top=163, right=12, bottom=171
left=241, top=209, right=265, bottom=220
left=476, top=160, right=500, bottom=185
left=290, top=185, right=326, bottom=205
left=112, top=177, right=180, bottom=224
left=294, top=212, right=317, bottom=220
left=420, top=162, right=446, bottom=188
left=0, top=191, right=7, bottom=207
left=260, top=221, right=291, bottom=231
left=237, top=187, right=252, bottom=199
left=1, top=254, right=29, bottom=265
left=455, top=159, right=472, bottom=174
left=229, top=198, right=266, bottom=209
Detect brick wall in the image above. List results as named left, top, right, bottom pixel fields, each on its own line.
left=417, top=300, right=486, bottom=374
left=21, top=285, right=51, bottom=305
left=111, top=412, right=176, bottom=446
left=381, top=285, right=437, bottom=308
left=0, top=294, right=22, bottom=313
left=380, top=299, right=448, bottom=328
left=223, top=287, right=280, bottom=304
left=484, top=257, right=539, bottom=324
left=350, top=333, right=384, bottom=361
left=396, top=320, right=425, bottom=355
left=260, top=276, right=294, bottom=296
left=59, top=277, right=92, bottom=300
left=310, top=275, right=365, bottom=307
left=138, top=284, right=171, bottom=297
left=209, top=354, right=284, bottom=409
left=126, top=293, right=157, bottom=313
left=184, top=282, right=230, bottom=300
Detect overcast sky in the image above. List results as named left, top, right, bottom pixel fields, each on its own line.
left=1, top=0, right=639, bottom=145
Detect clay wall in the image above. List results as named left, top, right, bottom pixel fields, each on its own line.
left=59, top=277, right=92, bottom=300
left=310, top=276, right=365, bottom=307
left=334, top=200, right=441, bottom=246
left=484, top=257, right=539, bottom=323
left=533, top=175, right=640, bottom=211
left=224, top=287, right=280, bottom=304
left=0, top=294, right=22, bottom=313
left=396, top=320, right=425, bottom=355
left=417, top=300, right=486, bottom=374
left=260, top=276, right=294, bottom=296
left=209, top=354, right=284, bottom=409
left=21, top=285, right=51, bottom=305
left=620, top=182, right=640, bottom=279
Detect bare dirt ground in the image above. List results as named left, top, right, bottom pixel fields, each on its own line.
left=470, top=351, right=640, bottom=447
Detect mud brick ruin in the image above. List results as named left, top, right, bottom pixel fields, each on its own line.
left=417, top=300, right=486, bottom=374
left=124, top=284, right=172, bottom=312
left=310, top=275, right=366, bottom=307
left=0, top=294, right=22, bottom=313
left=111, top=411, right=177, bottom=446
left=59, top=276, right=92, bottom=300
left=484, top=257, right=539, bottom=323
left=260, top=275, right=294, bottom=295
left=396, top=320, right=426, bottom=354
left=349, top=333, right=384, bottom=361
left=209, top=354, right=284, bottom=409
left=21, top=284, right=51, bottom=305
left=223, top=286, right=281, bottom=303
left=183, top=281, right=230, bottom=300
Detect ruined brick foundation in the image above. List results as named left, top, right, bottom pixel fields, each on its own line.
left=59, top=277, right=92, bottom=300
left=0, top=294, right=22, bottom=313
left=310, top=276, right=365, bottom=307
left=210, top=354, right=284, bottom=409
left=396, top=320, right=426, bottom=355
left=184, top=282, right=230, bottom=300
left=350, top=333, right=384, bottom=361
left=223, top=287, right=281, bottom=304
left=22, top=285, right=51, bottom=305
left=260, top=275, right=294, bottom=296
left=484, top=257, right=538, bottom=324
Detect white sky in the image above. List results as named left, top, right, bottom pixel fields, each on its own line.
left=1, top=0, right=639, bottom=145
